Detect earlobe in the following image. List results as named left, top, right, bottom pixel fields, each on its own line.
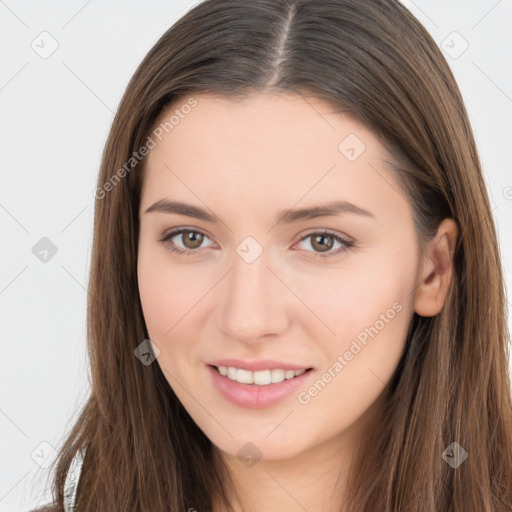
left=413, top=218, right=458, bottom=317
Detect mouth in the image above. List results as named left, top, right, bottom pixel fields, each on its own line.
left=209, top=364, right=314, bottom=386
left=207, top=363, right=315, bottom=409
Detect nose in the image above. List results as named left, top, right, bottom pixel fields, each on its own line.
left=216, top=245, right=290, bottom=344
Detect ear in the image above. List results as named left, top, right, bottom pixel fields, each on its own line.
left=414, top=218, right=458, bottom=317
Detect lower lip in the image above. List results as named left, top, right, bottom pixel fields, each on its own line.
left=206, top=365, right=314, bottom=409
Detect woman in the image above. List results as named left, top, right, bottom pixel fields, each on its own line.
left=34, top=0, right=512, bottom=510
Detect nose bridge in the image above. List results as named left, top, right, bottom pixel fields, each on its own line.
left=217, top=238, right=288, bottom=341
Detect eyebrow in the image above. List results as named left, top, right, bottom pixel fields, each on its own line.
left=144, top=199, right=375, bottom=224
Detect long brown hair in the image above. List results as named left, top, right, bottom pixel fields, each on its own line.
left=34, top=0, right=512, bottom=510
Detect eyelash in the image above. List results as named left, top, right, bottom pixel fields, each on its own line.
left=157, top=228, right=354, bottom=259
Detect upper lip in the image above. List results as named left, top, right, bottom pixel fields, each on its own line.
left=207, top=359, right=313, bottom=372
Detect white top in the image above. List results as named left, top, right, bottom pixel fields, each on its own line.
left=63, top=447, right=86, bottom=511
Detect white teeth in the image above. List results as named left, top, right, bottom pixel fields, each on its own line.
left=216, top=366, right=307, bottom=385
left=271, top=369, right=285, bottom=383
left=237, top=369, right=253, bottom=384
left=284, top=369, right=295, bottom=379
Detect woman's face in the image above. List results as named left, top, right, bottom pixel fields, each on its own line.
left=137, top=92, right=422, bottom=462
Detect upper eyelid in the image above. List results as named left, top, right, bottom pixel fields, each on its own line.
left=160, top=227, right=216, bottom=245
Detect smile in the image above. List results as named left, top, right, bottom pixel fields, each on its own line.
left=207, top=365, right=314, bottom=409
left=213, top=365, right=310, bottom=385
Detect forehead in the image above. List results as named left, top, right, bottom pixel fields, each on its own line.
left=148, top=92, right=379, bottom=165
left=140, top=92, right=408, bottom=227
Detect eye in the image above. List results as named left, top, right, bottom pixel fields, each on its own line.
left=158, top=228, right=354, bottom=259
left=158, top=228, right=215, bottom=256
left=294, top=230, right=354, bottom=259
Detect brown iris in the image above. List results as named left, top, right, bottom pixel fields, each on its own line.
left=309, top=233, right=334, bottom=253
left=181, top=230, right=204, bottom=249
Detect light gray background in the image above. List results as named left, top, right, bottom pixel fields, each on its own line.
left=1, top=1, right=511, bottom=510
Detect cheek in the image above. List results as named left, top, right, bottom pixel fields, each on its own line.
left=292, top=248, right=415, bottom=403
left=294, top=287, right=412, bottom=439
left=137, top=249, right=210, bottom=389
left=137, top=239, right=210, bottom=338
left=289, top=247, right=416, bottom=343
left=138, top=254, right=182, bottom=349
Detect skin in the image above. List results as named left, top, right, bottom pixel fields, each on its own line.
left=137, top=92, right=458, bottom=512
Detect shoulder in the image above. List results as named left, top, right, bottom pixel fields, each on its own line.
left=63, top=446, right=86, bottom=511
left=29, top=447, right=86, bottom=512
